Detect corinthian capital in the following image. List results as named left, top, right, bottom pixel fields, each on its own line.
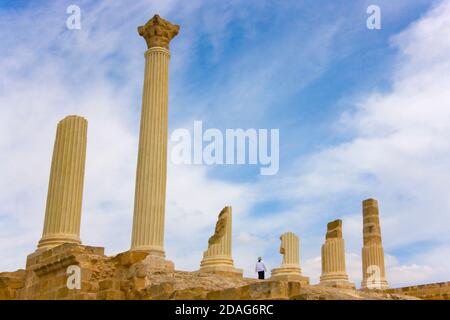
left=138, top=14, right=180, bottom=49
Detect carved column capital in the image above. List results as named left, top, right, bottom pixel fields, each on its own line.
left=138, top=14, right=179, bottom=49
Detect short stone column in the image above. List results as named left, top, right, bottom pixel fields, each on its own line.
left=38, top=116, right=87, bottom=249
left=361, top=199, right=389, bottom=289
left=320, top=219, right=354, bottom=288
left=130, top=15, right=179, bottom=260
left=199, top=206, right=243, bottom=277
left=271, top=232, right=309, bottom=284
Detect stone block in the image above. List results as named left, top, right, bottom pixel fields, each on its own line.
left=147, top=283, right=174, bottom=300
left=120, top=280, right=130, bottom=291
left=99, top=279, right=120, bottom=291
left=116, top=251, right=149, bottom=267
left=207, top=281, right=290, bottom=300
left=131, top=277, right=147, bottom=290
left=172, top=287, right=207, bottom=300
left=81, top=281, right=92, bottom=291
left=56, top=287, right=70, bottom=299
left=98, top=290, right=125, bottom=300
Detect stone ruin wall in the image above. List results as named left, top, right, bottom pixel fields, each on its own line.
left=386, top=282, right=450, bottom=300
left=0, top=242, right=447, bottom=300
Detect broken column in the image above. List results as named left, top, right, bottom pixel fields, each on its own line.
left=361, top=198, right=389, bottom=289
left=319, top=219, right=354, bottom=288
left=199, top=206, right=243, bottom=277
left=271, top=232, right=309, bottom=284
left=130, top=15, right=179, bottom=270
left=38, top=116, right=87, bottom=249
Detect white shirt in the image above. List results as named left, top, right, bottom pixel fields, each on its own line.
left=255, top=261, right=267, bottom=272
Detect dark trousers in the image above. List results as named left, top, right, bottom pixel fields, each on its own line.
left=258, top=271, right=265, bottom=279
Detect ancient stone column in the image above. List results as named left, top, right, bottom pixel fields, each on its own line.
left=271, top=232, right=309, bottom=284
left=320, top=219, right=354, bottom=288
left=130, top=15, right=179, bottom=260
left=361, top=198, right=389, bottom=289
left=199, top=206, right=243, bottom=277
left=38, top=115, right=87, bottom=249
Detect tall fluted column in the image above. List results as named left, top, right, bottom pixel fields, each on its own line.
left=361, top=199, right=389, bottom=289
left=271, top=232, right=309, bottom=284
left=199, top=207, right=242, bottom=277
left=320, top=219, right=354, bottom=288
left=38, top=116, right=87, bottom=249
left=130, top=15, right=179, bottom=256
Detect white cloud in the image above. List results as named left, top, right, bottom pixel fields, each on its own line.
left=236, top=232, right=259, bottom=243
left=273, top=0, right=450, bottom=286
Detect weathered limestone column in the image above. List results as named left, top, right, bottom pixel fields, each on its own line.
left=199, top=206, right=243, bottom=277
left=320, top=219, right=354, bottom=288
left=361, top=199, right=389, bottom=289
left=130, top=15, right=179, bottom=261
left=271, top=232, right=309, bottom=284
left=38, top=116, right=87, bottom=249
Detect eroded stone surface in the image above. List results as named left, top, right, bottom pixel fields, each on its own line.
left=199, top=206, right=242, bottom=277
left=0, top=244, right=429, bottom=300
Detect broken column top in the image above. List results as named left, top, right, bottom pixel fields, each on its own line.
left=58, top=115, right=87, bottom=124
left=326, top=219, right=343, bottom=239
left=138, top=14, right=180, bottom=49
left=362, top=198, right=382, bottom=245
left=207, top=206, right=231, bottom=246
left=363, top=198, right=378, bottom=208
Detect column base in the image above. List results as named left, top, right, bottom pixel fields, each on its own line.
left=23, top=243, right=105, bottom=299
left=26, top=243, right=104, bottom=271
left=199, top=265, right=243, bottom=278
left=270, top=266, right=310, bottom=285
left=361, top=279, right=389, bottom=290
left=320, top=272, right=354, bottom=288
left=320, top=273, right=355, bottom=289
left=130, top=245, right=165, bottom=258
left=199, top=257, right=243, bottom=278
left=37, top=234, right=81, bottom=250
left=142, top=254, right=175, bottom=272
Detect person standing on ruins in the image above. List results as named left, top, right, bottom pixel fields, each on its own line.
left=255, top=257, right=267, bottom=279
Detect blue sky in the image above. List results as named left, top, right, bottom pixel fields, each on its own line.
left=1, top=0, right=450, bottom=288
